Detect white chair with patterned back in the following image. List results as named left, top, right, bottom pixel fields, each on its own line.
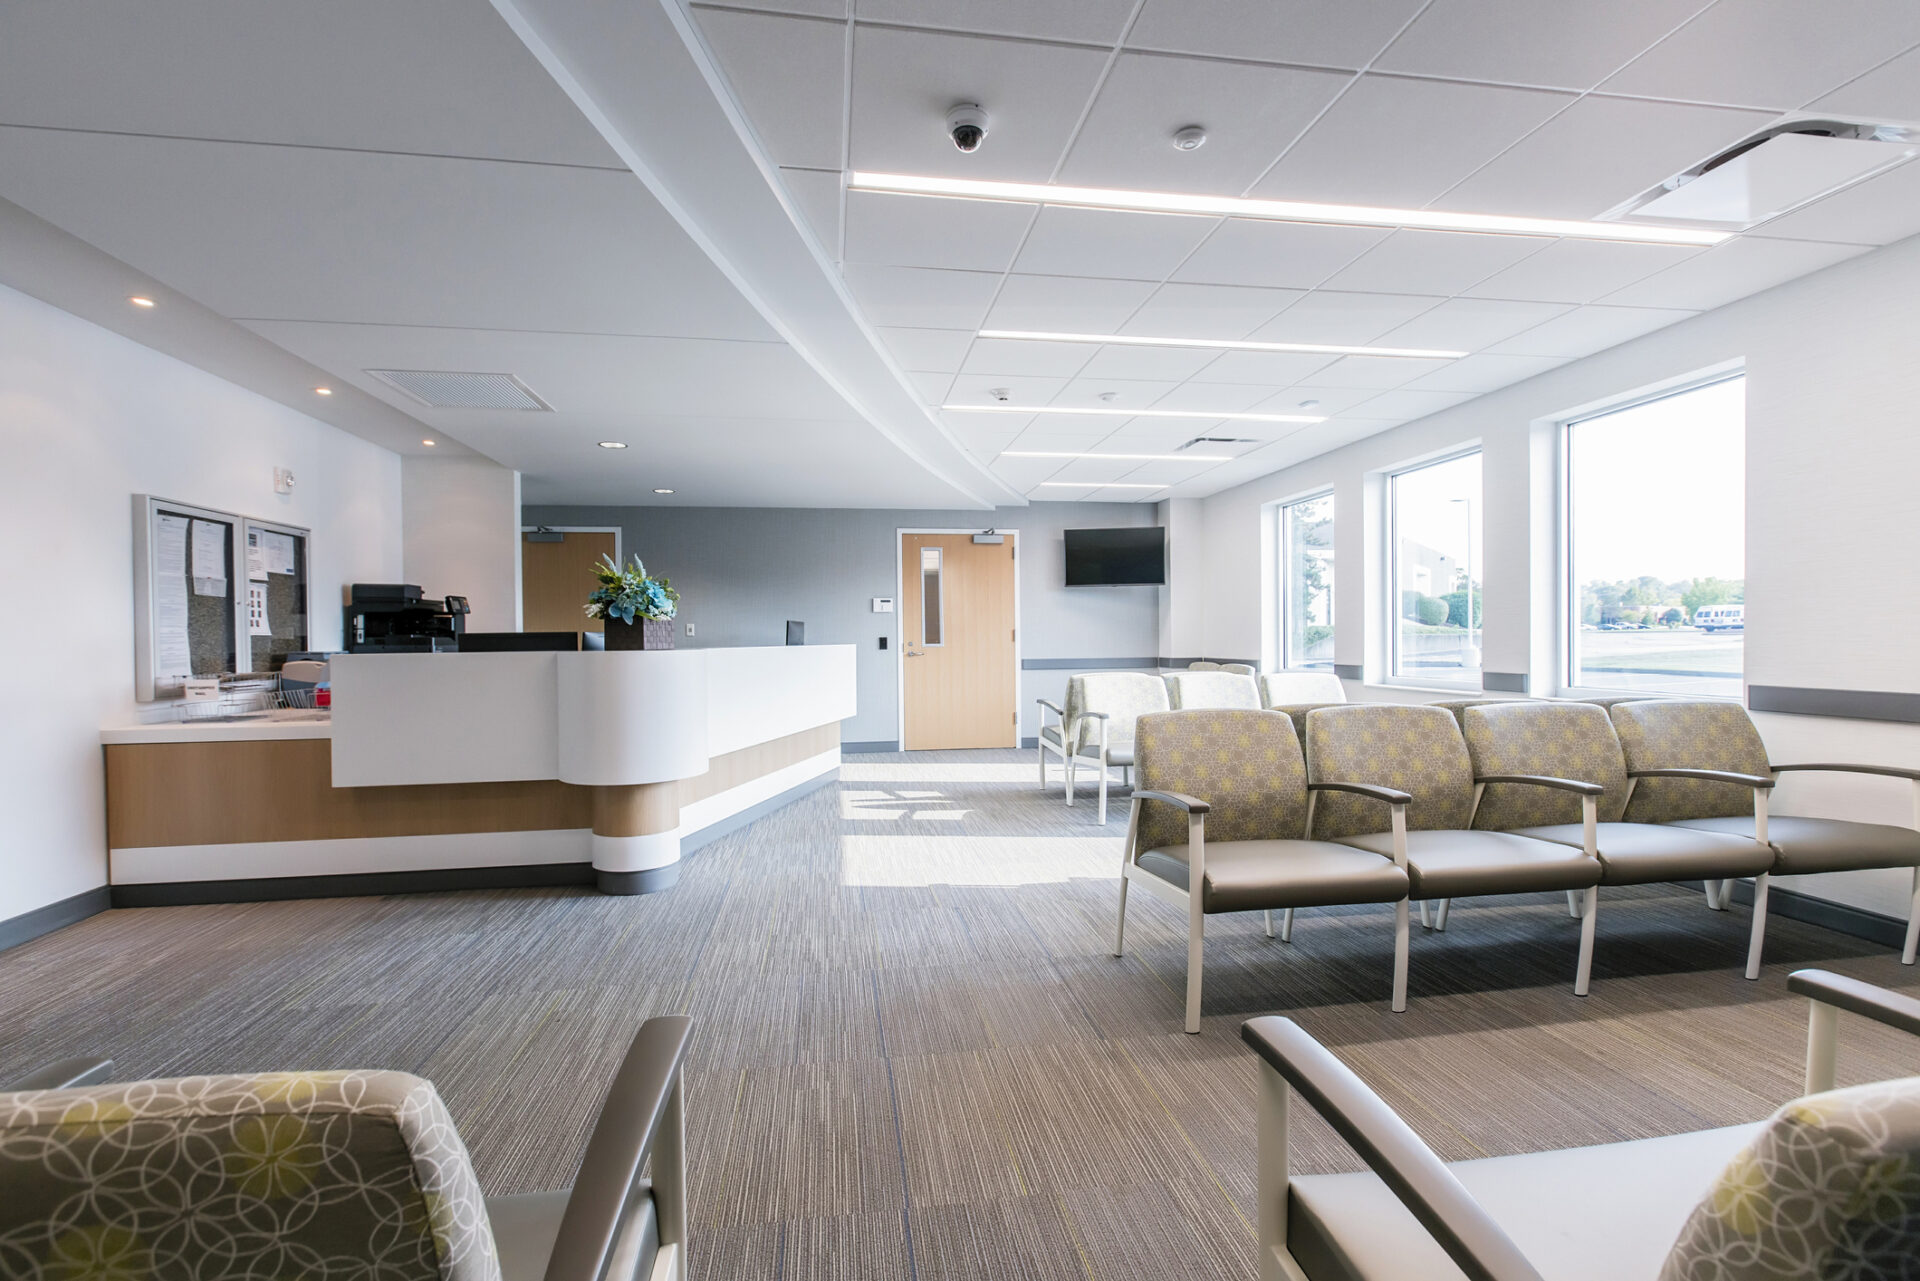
left=1259, top=671, right=1347, bottom=710
left=1036, top=671, right=1171, bottom=824
left=1164, top=670, right=1262, bottom=711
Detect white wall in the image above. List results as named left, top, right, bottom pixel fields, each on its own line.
left=1198, top=232, right=1920, bottom=919
left=0, top=283, right=401, bottom=923
left=402, top=455, right=522, bottom=633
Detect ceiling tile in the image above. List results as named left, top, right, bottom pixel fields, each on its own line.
left=842, top=262, right=1002, bottom=328
left=1373, top=297, right=1572, bottom=351
left=1601, top=0, right=1920, bottom=110
left=1126, top=0, right=1427, bottom=70
left=1249, top=290, right=1445, bottom=344
left=1809, top=45, right=1920, bottom=122
left=1050, top=379, right=1183, bottom=409
left=779, top=167, right=844, bottom=256
left=907, top=370, right=956, bottom=402
left=1188, top=350, right=1342, bottom=385
left=944, top=372, right=1069, bottom=406
left=1074, top=344, right=1224, bottom=380
left=1119, top=283, right=1303, bottom=339
left=1058, top=54, right=1349, bottom=195
left=1348, top=388, right=1479, bottom=421
left=1487, top=304, right=1697, bottom=357
left=696, top=9, right=847, bottom=169
left=983, top=274, right=1158, bottom=333
left=1172, top=219, right=1390, bottom=289
left=854, top=0, right=1136, bottom=43
left=848, top=26, right=1110, bottom=182
left=697, top=0, right=846, bottom=16
left=877, top=326, right=974, bottom=371
left=1406, top=353, right=1567, bottom=393
left=1006, top=427, right=1120, bottom=449
left=1460, top=238, right=1703, bottom=303
left=843, top=191, right=1036, bottom=272
left=1432, top=96, right=1775, bottom=221
left=1149, top=383, right=1284, bottom=413
left=1597, top=236, right=1869, bottom=310
left=1253, top=76, right=1571, bottom=207
left=1373, top=0, right=1716, bottom=92
left=1306, top=355, right=1454, bottom=389
left=1013, top=206, right=1218, bottom=279
left=961, top=337, right=1098, bottom=377
left=1320, top=229, right=1550, bottom=295
left=1754, top=157, right=1920, bottom=247
left=1252, top=386, right=1397, bottom=415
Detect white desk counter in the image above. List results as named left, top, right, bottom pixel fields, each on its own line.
left=103, top=646, right=856, bottom=901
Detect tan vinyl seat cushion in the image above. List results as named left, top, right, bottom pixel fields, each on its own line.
left=487, top=1186, right=657, bottom=1281
left=1287, top=1123, right=1763, bottom=1281
left=1513, top=822, right=1773, bottom=884
left=1338, top=830, right=1601, bottom=898
left=1670, top=815, right=1920, bottom=874
left=1136, top=840, right=1409, bottom=914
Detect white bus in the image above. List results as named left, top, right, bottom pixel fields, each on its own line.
left=1694, top=603, right=1744, bottom=632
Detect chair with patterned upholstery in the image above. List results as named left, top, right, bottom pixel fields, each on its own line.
left=0, top=1018, right=694, bottom=1281
left=1461, top=701, right=1773, bottom=971
left=1036, top=671, right=1170, bottom=824
left=1242, top=968, right=1920, bottom=1280
left=1259, top=671, right=1347, bottom=710
left=1115, top=708, right=1412, bottom=1033
left=1611, top=699, right=1920, bottom=977
left=1186, top=660, right=1223, bottom=671
left=1218, top=662, right=1256, bottom=675
left=1302, top=704, right=1603, bottom=1010
left=1164, top=669, right=1262, bottom=711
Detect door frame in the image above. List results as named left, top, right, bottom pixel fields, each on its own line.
left=894, top=527, right=1022, bottom=750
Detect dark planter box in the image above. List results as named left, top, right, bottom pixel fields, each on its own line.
left=604, top=618, right=675, bottom=650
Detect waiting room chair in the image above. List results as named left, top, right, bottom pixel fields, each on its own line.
left=1259, top=671, right=1346, bottom=709
left=1303, top=704, right=1602, bottom=1010
left=1186, top=660, right=1223, bottom=671
left=1218, top=662, right=1256, bottom=675
left=1243, top=968, right=1920, bottom=1280
left=1116, top=708, right=1411, bottom=1033
left=0, top=1017, right=694, bottom=1281
left=1036, top=671, right=1169, bottom=824
left=1164, top=669, right=1262, bottom=711
left=1610, top=698, right=1920, bottom=976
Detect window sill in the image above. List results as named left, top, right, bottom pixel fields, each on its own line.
left=1373, top=677, right=1486, bottom=697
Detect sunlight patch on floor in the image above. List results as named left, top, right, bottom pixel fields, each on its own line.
left=841, top=834, right=1121, bottom=887
left=840, top=762, right=1054, bottom=784
left=841, top=788, right=974, bottom=822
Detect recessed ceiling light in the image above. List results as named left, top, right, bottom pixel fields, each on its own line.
left=597, top=441, right=628, bottom=449
left=978, top=329, right=1466, bottom=360
left=1038, top=481, right=1170, bottom=489
left=421, top=439, right=437, bottom=447
left=653, top=488, right=675, bottom=494
left=314, top=386, right=333, bottom=396
left=128, top=296, right=155, bottom=308
left=946, top=403, right=1323, bottom=424
left=1002, top=450, right=1231, bottom=462
left=848, top=172, right=1731, bottom=246
left=1297, top=399, right=1321, bottom=409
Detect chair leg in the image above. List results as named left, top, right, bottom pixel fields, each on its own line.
left=1037, top=740, right=1047, bottom=788
left=1703, top=878, right=1723, bottom=910
left=1745, top=874, right=1770, bottom=980
left=1903, top=866, right=1919, bottom=965
left=1391, top=900, right=1410, bottom=1013
left=1263, top=909, right=1273, bottom=938
left=1281, top=907, right=1295, bottom=943
left=1113, top=874, right=1129, bottom=957
left=1433, top=898, right=1450, bottom=932
left=1064, top=754, right=1075, bottom=805
left=1418, top=900, right=1432, bottom=930
left=1098, top=757, right=1109, bottom=826
left=1185, top=914, right=1204, bottom=1034
left=1574, top=886, right=1598, bottom=996
left=1566, top=889, right=1583, bottom=918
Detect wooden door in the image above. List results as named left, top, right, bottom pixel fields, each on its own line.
left=900, top=533, right=1017, bottom=749
left=522, top=531, right=616, bottom=633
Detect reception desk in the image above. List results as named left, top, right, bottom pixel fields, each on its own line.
left=101, top=645, right=856, bottom=903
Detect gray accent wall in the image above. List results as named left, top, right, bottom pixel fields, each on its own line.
left=520, top=502, right=1163, bottom=744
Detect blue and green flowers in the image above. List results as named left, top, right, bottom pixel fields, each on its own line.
left=585, top=553, right=680, bottom=623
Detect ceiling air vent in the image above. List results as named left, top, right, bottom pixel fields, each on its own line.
left=1180, top=436, right=1256, bottom=450
left=365, top=369, right=552, bottom=411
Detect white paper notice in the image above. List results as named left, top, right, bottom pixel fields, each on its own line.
left=190, top=519, right=228, bottom=597
left=154, top=513, right=193, bottom=681
left=248, top=581, right=270, bottom=636
left=246, top=528, right=268, bottom=581
left=263, top=530, right=296, bottom=576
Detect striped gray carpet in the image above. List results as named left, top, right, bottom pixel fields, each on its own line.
left=4, top=749, right=1918, bottom=1280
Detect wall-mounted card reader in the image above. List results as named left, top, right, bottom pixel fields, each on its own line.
left=872, top=597, right=894, bottom=613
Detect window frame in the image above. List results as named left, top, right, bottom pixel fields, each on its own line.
left=1384, top=448, right=1484, bottom=692
left=1277, top=490, right=1336, bottom=672
left=1559, top=371, right=1747, bottom=699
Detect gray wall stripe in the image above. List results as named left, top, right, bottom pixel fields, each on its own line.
left=1483, top=671, right=1530, bottom=694
left=1334, top=664, right=1363, bottom=681
left=1748, top=685, right=1920, bottom=724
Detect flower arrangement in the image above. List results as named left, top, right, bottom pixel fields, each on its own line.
left=585, top=554, right=680, bottom=624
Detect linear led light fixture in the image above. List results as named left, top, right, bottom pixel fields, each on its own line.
left=980, top=328, right=1466, bottom=360
left=1037, top=481, right=1169, bottom=489
left=849, top=171, right=1732, bottom=246
left=1002, top=450, right=1231, bottom=462
left=946, top=403, right=1325, bottom=424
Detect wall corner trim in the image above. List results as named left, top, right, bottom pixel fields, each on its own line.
left=0, top=887, right=111, bottom=955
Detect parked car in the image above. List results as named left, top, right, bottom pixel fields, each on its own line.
left=1694, top=603, right=1745, bottom=633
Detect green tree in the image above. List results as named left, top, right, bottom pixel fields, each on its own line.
left=1682, top=577, right=1733, bottom=621
left=1661, top=607, right=1684, bottom=626
left=1443, top=587, right=1481, bottom=628
left=1415, top=595, right=1449, bottom=626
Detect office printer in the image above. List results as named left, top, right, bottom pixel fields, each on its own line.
left=342, top=584, right=469, bottom=653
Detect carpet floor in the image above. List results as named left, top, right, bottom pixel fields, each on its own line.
left=4, top=749, right=1918, bottom=1279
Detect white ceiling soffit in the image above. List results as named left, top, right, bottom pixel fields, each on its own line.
left=489, top=0, right=1016, bottom=510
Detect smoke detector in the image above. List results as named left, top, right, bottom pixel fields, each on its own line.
left=1171, top=125, right=1208, bottom=152
left=1601, top=118, right=1918, bottom=231
left=987, top=386, right=1012, bottom=403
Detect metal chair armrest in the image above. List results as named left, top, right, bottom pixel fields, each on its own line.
left=1475, top=774, right=1605, bottom=797
left=1133, top=789, right=1209, bottom=814
left=2, top=1057, right=115, bottom=1092
left=1772, top=762, right=1920, bottom=782
left=1036, top=699, right=1064, bottom=719
left=1628, top=768, right=1775, bottom=789
left=1309, top=780, right=1415, bottom=805
left=1789, top=969, right=1920, bottom=1040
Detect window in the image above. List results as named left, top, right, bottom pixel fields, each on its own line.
left=1566, top=376, right=1744, bottom=697
left=1390, top=452, right=1482, bottom=684
left=920, top=545, right=944, bottom=646
left=1280, top=493, right=1335, bottom=670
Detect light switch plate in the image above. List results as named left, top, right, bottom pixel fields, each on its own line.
left=685, top=622, right=696, bottom=636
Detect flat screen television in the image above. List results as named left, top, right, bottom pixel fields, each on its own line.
left=1064, top=526, right=1166, bottom=586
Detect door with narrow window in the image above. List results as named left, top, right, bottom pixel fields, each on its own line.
left=522, top=530, right=616, bottom=633
left=899, top=533, right=1018, bottom=749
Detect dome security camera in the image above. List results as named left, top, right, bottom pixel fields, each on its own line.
left=946, top=103, right=990, bottom=153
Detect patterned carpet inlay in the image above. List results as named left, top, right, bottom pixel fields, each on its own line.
left=3, top=748, right=1918, bottom=1280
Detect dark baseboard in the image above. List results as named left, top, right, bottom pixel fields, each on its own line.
left=110, top=863, right=595, bottom=908
left=1020, top=735, right=1038, bottom=749
left=597, top=864, right=678, bottom=895
left=1706, top=878, right=1909, bottom=949
left=681, top=767, right=839, bottom=854
left=0, top=887, right=112, bottom=954
left=842, top=740, right=898, bottom=753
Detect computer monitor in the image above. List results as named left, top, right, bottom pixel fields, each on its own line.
left=459, top=631, right=580, bottom=652
left=786, top=620, right=805, bottom=646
